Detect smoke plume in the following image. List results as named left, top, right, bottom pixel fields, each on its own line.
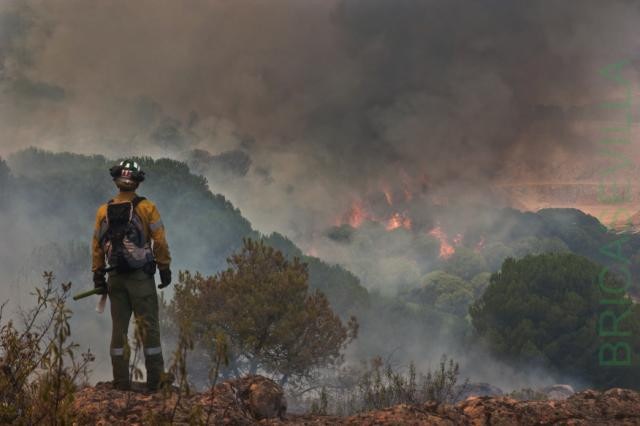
left=1, top=0, right=640, bottom=239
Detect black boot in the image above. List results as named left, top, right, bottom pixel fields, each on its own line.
left=112, top=353, right=131, bottom=390
left=145, top=353, right=165, bottom=391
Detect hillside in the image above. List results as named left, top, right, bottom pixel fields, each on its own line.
left=320, top=204, right=640, bottom=295
left=2, top=148, right=639, bottom=395
left=0, top=148, right=368, bottom=315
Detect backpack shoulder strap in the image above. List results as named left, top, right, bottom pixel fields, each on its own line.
left=132, top=196, right=146, bottom=208
left=105, top=199, right=114, bottom=226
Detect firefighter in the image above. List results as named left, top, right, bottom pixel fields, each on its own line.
left=92, top=159, right=172, bottom=391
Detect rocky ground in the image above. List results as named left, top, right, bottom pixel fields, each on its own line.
left=72, top=375, right=640, bottom=425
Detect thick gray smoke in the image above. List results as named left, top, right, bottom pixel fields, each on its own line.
left=1, top=0, right=638, bottom=391
left=1, top=0, right=639, bottom=239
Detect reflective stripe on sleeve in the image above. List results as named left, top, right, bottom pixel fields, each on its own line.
left=144, top=346, right=163, bottom=356
left=110, top=348, right=125, bottom=356
left=149, top=220, right=164, bottom=232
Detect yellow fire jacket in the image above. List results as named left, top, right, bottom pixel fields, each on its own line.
left=92, top=191, right=171, bottom=272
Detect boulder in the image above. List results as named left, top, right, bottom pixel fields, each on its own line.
left=235, top=375, right=287, bottom=420
left=541, top=384, right=575, bottom=400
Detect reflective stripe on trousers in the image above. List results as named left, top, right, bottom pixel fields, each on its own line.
left=111, top=347, right=125, bottom=356
left=144, top=346, right=162, bottom=356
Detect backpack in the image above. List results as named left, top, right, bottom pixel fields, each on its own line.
left=99, top=196, right=155, bottom=272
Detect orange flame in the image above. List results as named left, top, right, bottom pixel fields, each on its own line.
left=428, top=226, right=455, bottom=259
left=346, top=200, right=365, bottom=228
left=339, top=186, right=416, bottom=231
left=386, top=212, right=412, bottom=230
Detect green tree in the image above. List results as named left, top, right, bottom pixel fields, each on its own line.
left=262, top=232, right=370, bottom=315
left=470, top=253, right=640, bottom=389
left=409, top=271, right=474, bottom=318
left=442, top=247, right=487, bottom=280
left=168, top=238, right=358, bottom=385
left=470, top=272, right=491, bottom=299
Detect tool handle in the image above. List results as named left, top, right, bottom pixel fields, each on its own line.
left=72, top=266, right=116, bottom=301
left=73, top=288, right=101, bottom=300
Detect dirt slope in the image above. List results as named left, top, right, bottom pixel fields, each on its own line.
left=72, top=376, right=640, bottom=425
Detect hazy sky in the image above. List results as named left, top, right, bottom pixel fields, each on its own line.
left=1, top=0, right=639, bottom=237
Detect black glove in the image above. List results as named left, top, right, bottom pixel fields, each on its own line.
left=158, top=269, right=172, bottom=289
left=93, top=271, right=108, bottom=295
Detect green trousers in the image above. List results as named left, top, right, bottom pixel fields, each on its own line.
left=108, top=269, right=164, bottom=388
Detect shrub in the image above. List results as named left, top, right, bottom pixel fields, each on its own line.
left=304, top=354, right=467, bottom=416
left=0, top=272, right=93, bottom=424
left=166, top=238, right=358, bottom=386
